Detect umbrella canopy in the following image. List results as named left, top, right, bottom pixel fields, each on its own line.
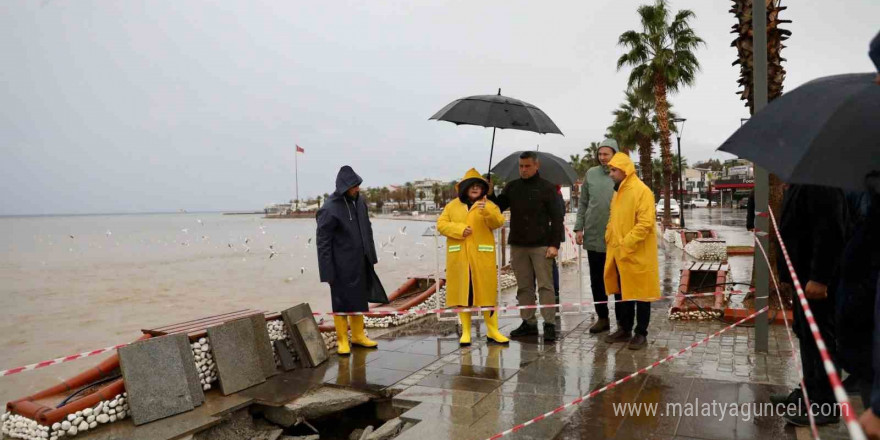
left=430, top=93, right=564, bottom=135
left=430, top=90, right=564, bottom=176
left=718, top=73, right=880, bottom=190
left=490, top=151, right=578, bottom=186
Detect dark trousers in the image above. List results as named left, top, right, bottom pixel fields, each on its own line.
left=793, top=295, right=837, bottom=404
left=615, top=294, right=651, bottom=336
left=587, top=250, right=608, bottom=319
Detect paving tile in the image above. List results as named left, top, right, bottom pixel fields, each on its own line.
left=332, top=365, right=412, bottom=392
left=393, top=385, right=487, bottom=408
left=734, top=382, right=797, bottom=440
left=393, top=339, right=462, bottom=356
left=367, top=351, right=439, bottom=372
left=614, top=374, right=694, bottom=439
left=675, top=378, right=739, bottom=440
left=416, top=372, right=503, bottom=394
left=400, top=402, right=490, bottom=426
left=434, top=362, right=519, bottom=381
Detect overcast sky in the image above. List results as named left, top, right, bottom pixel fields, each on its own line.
left=2, top=1, right=877, bottom=215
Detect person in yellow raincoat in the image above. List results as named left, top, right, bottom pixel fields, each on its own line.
left=603, top=152, right=660, bottom=350
left=437, top=169, right=510, bottom=345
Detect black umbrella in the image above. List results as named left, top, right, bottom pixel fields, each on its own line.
left=430, top=89, right=563, bottom=176
left=718, top=73, right=880, bottom=190
left=490, top=151, right=578, bottom=186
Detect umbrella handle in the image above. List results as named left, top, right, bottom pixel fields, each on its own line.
left=487, top=126, right=496, bottom=184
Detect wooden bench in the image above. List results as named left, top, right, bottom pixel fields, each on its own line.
left=142, top=309, right=281, bottom=340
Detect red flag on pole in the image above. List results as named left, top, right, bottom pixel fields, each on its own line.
left=296, top=145, right=305, bottom=153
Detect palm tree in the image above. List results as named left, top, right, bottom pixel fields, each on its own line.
left=651, top=157, right=664, bottom=200
left=569, top=154, right=590, bottom=180
left=617, top=0, right=704, bottom=226
left=606, top=87, right=679, bottom=192
left=731, top=0, right=791, bottom=303
left=583, top=142, right=602, bottom=169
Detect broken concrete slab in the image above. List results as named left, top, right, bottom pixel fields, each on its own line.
left=293, top=317, right=329, bottom=367
left=175, top=333, right=206, bottom=407
left=281, top=304, right=329, bottom=368
left=274, top=340, right=298, bottom=371
left=207, top=317, right=268, bottom=395
left=366, top=417, right=404, bottom=440
left=248, top=313, right=279, bottom=378
left=261, top=386, right=372, bottom=427
left=119, top=334, right=197, bottom=425
left=280, top=436, right=319, bottom=440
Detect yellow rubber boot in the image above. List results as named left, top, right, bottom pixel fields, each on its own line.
left=484, top=311, right=510, bottom=344
left=334, top=315, right=351, bottom=355
left=459, top=312, right=472, bottom=346
left=349, top=315, right=378, bottom=348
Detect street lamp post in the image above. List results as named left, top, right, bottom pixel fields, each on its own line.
left=672, top=118, right=687, bottom=228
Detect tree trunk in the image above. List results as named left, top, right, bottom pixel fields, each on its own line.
left=637, top=137, right=653, bottom=192
left=653, top=74, right=673, bottom=227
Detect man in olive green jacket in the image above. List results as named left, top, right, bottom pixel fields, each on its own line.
left=573, top=138, right=617, bottom=333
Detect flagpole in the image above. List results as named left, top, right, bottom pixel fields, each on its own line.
left=295, top=147, right=299, bottom=211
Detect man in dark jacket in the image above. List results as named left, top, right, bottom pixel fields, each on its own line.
left=770, top=184, right=846, bottom=426
left=494, top=151, right=564, bottom=341
left=316, top=166, right=388, bottom=355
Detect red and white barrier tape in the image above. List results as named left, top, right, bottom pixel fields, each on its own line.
left=754, top=235, right=819, bottom=438
left=1, top=344, right=128, bottom=377
left=321, top=290, right=750, bottom=317
left=767, top=209, right=865, bottom=440
left=484, top=306, right=770, bottom=440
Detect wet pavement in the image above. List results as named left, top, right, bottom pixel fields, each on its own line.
left=343, top=209, right=858, bottom=440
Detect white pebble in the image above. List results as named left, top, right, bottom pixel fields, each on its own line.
left=61, top=421, right=71, bottom=430
left=198, top=338, right=206, bottom=344
left=66, top=415, right=76, bottom=422
left=109, top=415, right=116, bottom=423
left=86, top=415, right=94, bottom=424
left=67, top=427, right=77, bottom=436
left=82, top=408, right=92, bottom=417
left=88, top=422, right=96, bottom=429
left=77, top=421, right=88, bottom=431
left=109, top=400, right=118, bottom=408
left=72, top=417, right=83, bottom=426
left=52, top=423, right=61, bottom=431
left=96, top=414, right=109, bottom=424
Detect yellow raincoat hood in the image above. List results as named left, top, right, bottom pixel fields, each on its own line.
left=454, top=168, right=488, bottom=193
left=608, top=152, right=636, bottom=179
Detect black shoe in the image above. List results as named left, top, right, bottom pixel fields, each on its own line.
left=843, top=375, right=860, bottom=395
left=509, top=320, right=539, bottom=337
left=783, top=406, right=840, bottom=427
left=589, top=318, right=610, bottom=334
left=627, top=334, right=647, bottom=350
left=770, top=388, right=801, bottom=406
left=604, top=328, right=632, bottom=344
left=543, top=323, right=557, bottom=341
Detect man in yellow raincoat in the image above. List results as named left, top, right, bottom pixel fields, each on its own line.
left=437, top=169, right=510, bottom=345
left=603, top=152, right=660, bottom=350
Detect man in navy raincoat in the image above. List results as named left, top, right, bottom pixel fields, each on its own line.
left=316, top=166, right=388, bottom=355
